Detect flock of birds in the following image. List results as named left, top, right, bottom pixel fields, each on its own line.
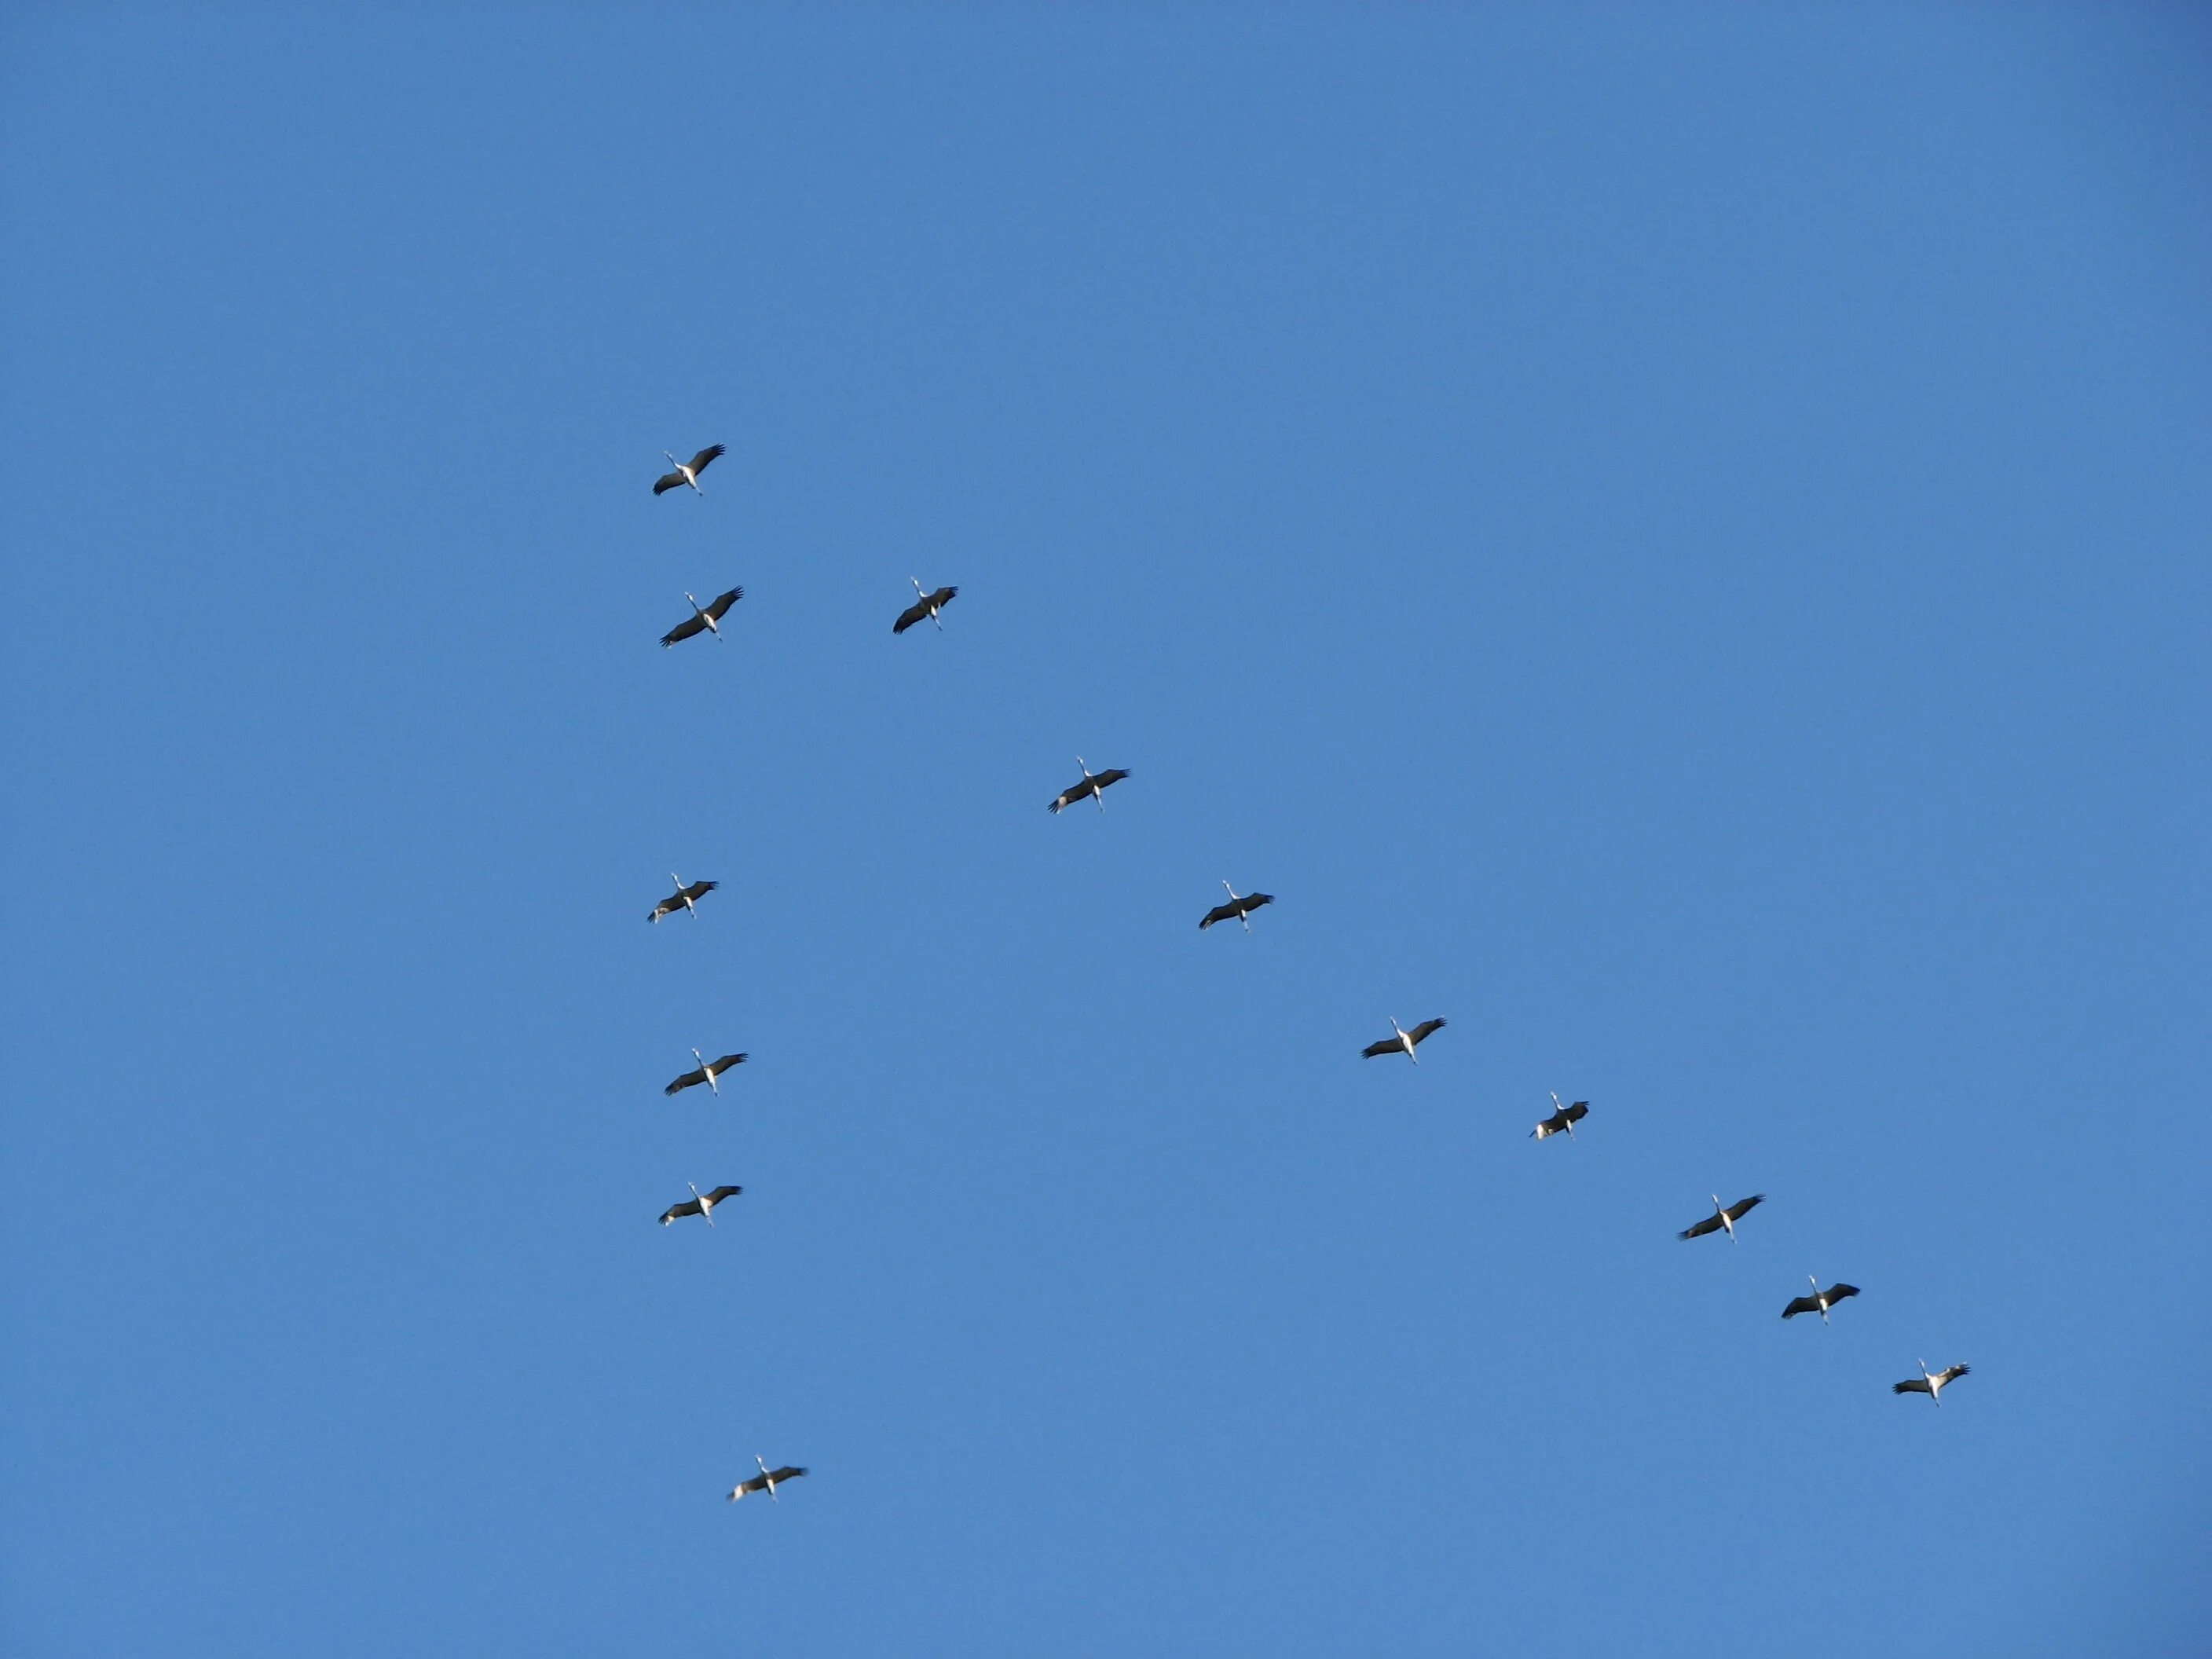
left=638, top=436, right=1972, bottom=1508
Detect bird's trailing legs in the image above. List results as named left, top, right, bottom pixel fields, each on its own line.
left=1552, top=1090, right=1576, bottom=1137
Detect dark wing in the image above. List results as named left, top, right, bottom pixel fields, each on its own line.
left=893, top=599, right=930, bottom=633
left=1724, top=1193, right=1767, bottom=1222
left=1822, top=1283, right=1860, bottom=1306
left=649, top=896, right=677, bottom=921
left=661, top=612, right=708, bottom=647
left=703, top=587, right=744, bottom=622
left=1894, top=1377, right=1932, bottom=1394
left=1245, top=892, right=1275, bottom=912
left=660, top=1198, right=704, bottom=1224
left=1679, top=1214, right=1724, bottom=1240
left=665, top=1068, right=706, bottom=1096
left=766, top=1466, right=808, bottom=1484
left=1562, top=1101, right=1588, bottom=1123
left=705, top=1185, right=743, bottom=1204
left=1361, top=1038, right=1400, bottom=1059
left=683, top=880, right=720, bottom=901
left=687, top=444, right=727, bottom=476
left=653, top=469, right=686, bottom=495
left=1094, top=767, right=1130, bottom=789
left=928, top=585, right=957, bottom=608
left=709, top=1053, right=749, bottom=1075
left=1782, top=1295, right=1820, bottom=1320
left=1199, top=902, right=1237, bottom=930
left=1937, top=1364, right=1971, bottom=1386
left=1407, top=1018, right=1447, bottom=1046
left=728, top=1474, right=768, bottom=1500
left=1049, top=779, right=1092, bottom=812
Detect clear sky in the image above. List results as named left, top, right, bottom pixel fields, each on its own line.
left=3, top=5, right=2207, bottom=1654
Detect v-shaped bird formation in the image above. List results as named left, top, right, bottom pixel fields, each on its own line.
left=627, top=436, right=1974, bottom=1515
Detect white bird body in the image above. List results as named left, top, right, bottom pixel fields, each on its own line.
left=654, top=444, right=726, bottom=496
left=729, top=1456, right=808, bottom=1503
left=1894, top=1360, right=1971, bottom=1404
left=1532, top=1091, right=1588, bottom=1140
left=1361, top=1016, right=1446, bottom=1063
left=1679, top=1192, right=1765, bottom=1242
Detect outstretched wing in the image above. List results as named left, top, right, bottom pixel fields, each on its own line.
left=1679, top=1213, right=1724, bottom=1240
left=1094, top=767, right=1130, bottom=789
left=1781, top=1295, right=1820, bottom=1320
left=1936, top=1364, right=1971, bottom=1387
left=1407, top=1018, right=1447, bottom=1046
left=1199, top=902, right=1236, bottom=930
left=687, top=444, right=726, bottom=477
left=1244, top=892, right=1275, bottom=913
left=1361, top=1037, right=1401, bottom=1059
left=1822, top=1283, right=1860, bottom=1306
left=728, top=1474, right=768, bottom=1500
left=683, top=880, right=720, bottom=903
left=1893, top=1376, right=1933, bottom=1395
left=709, top=1053, right=749, bottom=1076
left=653, top=469, right=687, bottom=495
left=766, top=1466, right=808, bottom=1484
left=1724, top=1193, right=1767, bottom=1222
left=665, top=1068, right=706, bottom=1096
left=1049, top=779, right=1092, bottom=813
left=649, top=896, right=678, bottom=921
left=661, top=612, right=708, bottom=647
left=704, top=586, right=744, bottom=622
left=893, top=599, right=930, bottom=633
left=660, top=1198, right=704, bottom=1225
left=705, top=1185, right=743, bottom=1205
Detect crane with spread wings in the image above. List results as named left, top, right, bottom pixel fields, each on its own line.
left=654, top=444, right=726, bottom=495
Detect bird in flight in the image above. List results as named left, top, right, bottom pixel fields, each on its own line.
left=1781, top=1277, right=1860, bottom=1324
left=665, top=1049, right=748, bottom=1097
left=654, top=444, right=726, bottom=496
left=659, top=1183, right=742, bottom=1227
left=661, top=587, right=743, bottom=648
left=1361, top=1016, right=1447, bottom=1063
left=1199, top=882, right=1274, bottom=933
left=1049, top=757, right=1131, bottom=814
left=894, top=580, right=958, bottom=635
left=1531, top=1093, right=1588, bottom=1140
left=649, top=873, right=718, bottom=923
left=728, top=1457, right=808, bottom=1503
left=1893, top=1361, right=1971, bottom=1404
left=1679, top=1192, right=1765, bottom=1242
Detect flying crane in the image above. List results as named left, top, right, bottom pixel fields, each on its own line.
left=659, top=1183, right=742, bottom=1226
left=1782, top=1277, right=1861, bottom=1323
left=1361, top=1016, right=1447, bottom=1063
left=1893, top=1361, right=1972, bottom=1404
left=665, top=1049, right=749, bottom=1097
left=1678, top=1192, right=1766, bottom=1242
left=1049, top=757, right=1131, bottom=814
left=894, top=580, right=958, bottom=634
left=654, top=444, right=726, bottom=495
left=728, top=1457, right=808, bottom=1503
left=1199, top=882, right=1274, bottom=932
left=649, top=874, right=718, bottom=923
left=1531, top=1093, right=1588, bottom=1140
left=661, top=587, right=743, bottom=648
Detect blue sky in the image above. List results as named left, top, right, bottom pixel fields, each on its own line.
left=3, top=5, right=2207, bottom=1654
